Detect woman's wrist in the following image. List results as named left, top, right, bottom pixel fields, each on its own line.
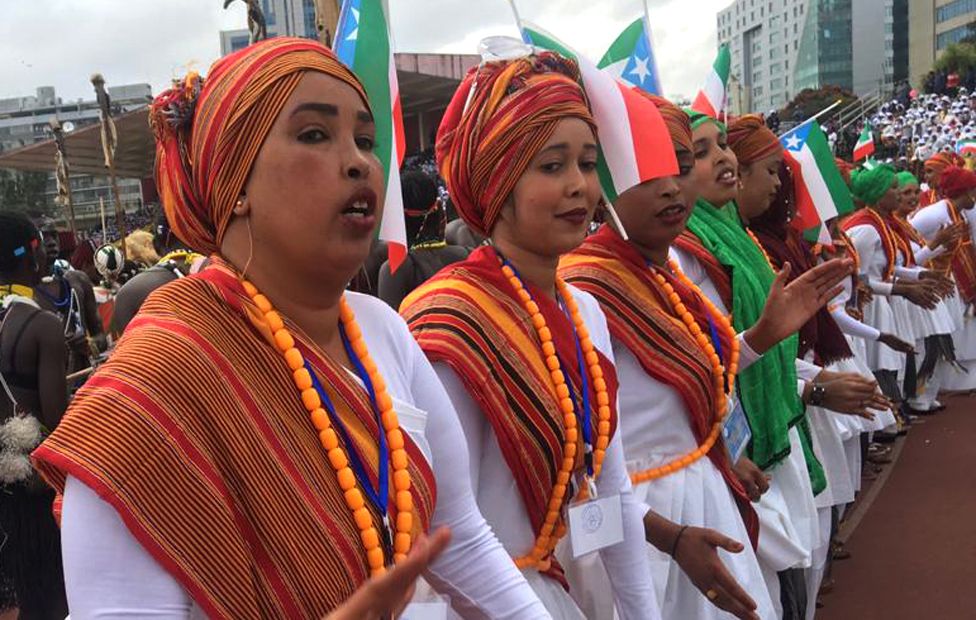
left=743, top=318, right=777, bottom=356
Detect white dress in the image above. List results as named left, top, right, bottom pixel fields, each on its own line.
left=59, top=292, right=552, bottom=619
left=911, top=200, right=976, bottom=390
left=845, top=224, right=907, bottom=373
left=434, top=285, right=659, bottom=620
left=671, top=247, right=819, bottom=600
left=561, top=342, right=777, bottom=620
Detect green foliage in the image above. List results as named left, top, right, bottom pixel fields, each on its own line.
left=0, top=169, right=53, bottom=217
left=934, top=41, right=976, bottom=74
left=780, top=85, right=857, bottom=120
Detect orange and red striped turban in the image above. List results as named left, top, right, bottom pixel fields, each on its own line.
left=727, top=114, right=781, bottom=166
left=436, top=52, right=595, bottom=236
left=150, top=37, right=367, bottom=255
left=924, top=151, right=965, bottom=176
left=637, top=93, right=692, bottom=153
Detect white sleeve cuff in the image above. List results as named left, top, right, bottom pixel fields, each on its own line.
left=736, top=332, right=763, bottom=372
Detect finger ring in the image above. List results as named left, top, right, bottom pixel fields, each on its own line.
left=706, top=589, right=719, bottom=600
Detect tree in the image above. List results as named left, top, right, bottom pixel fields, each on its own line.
left=0, top=169, right=54, bottom=218
left=934, top=41, right=976, bottom=75
left=780, top=85, right=857, bottom=122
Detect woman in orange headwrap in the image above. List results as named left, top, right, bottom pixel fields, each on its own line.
left=400, top=46, right=660, bottom=618
left=32, top=37, right=549, bottom=619
left=920, top=151, right=965, bottom=207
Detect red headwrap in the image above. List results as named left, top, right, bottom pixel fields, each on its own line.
left=727, top=114, right=781, bottom=166
left=637, top=92, right=692, bottom=152
left=939, top=166, right=976, bottom=199
left=436, top=52, right=596, bottom=236
left=150, top=37, right=367, bottom=255
left=924, top=152, right=965, bottom=176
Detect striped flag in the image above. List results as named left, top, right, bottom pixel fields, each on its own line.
left=519, top=23, right=677, bottom=201
left=598, top=17, right=662, bottom=95
left=852, top=123, right=875, bottom=161
left=691, top=44, right=731, bottom=118
left=956, top=139, right=976, bottom=156
left=781, top=121, right=855, bottom=244
left=334, top=0, right=407, bottom=271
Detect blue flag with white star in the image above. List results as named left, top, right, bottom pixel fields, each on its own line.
left=598, top=17, right=662, bottom=95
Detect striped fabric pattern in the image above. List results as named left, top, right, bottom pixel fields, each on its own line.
left=945, top=199, right=976, bottom=304
left=33, top=262, right=435, bottom=619
left=560, top=226, right=758, bottom=545
left=673, top=229, right=733, bottom=310
left=842, top=209, right=900, bottom=280
left=400, top=246, right=619, bottom=583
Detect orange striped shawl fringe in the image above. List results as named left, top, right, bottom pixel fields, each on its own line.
left=560, top=226, right=758, bottom=547
left=946, top=200, right=976, bottom=304
left=32, top=260, right=435, bottom=619
left=842, top=209, right=900, bottom=280
left=399, top=246, right=619, bottom=588
left=674, top=230, right=734, bottom=310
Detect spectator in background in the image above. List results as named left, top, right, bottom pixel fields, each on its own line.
left=378, top=170, right=468, bottom=309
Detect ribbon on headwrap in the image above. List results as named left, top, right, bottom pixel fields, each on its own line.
left=150, top=37, right=368, bottom=255
left=939, top=166, right=976, bottom=199
left=684, top=108, right=727, bottom=133
left=637, top=93, right=692, bottom=152
left=727, top=115, right=781, bottom=166
left=436, top=52, right=595, bottom=237
left=896, top=171, right=919, bottom=188
left=850, top=164, right=897, bottom=206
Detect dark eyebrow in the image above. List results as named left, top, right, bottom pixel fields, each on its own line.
left=539, top=142, right=598, bottom=154
left=290, top=102, right=374, bottom=124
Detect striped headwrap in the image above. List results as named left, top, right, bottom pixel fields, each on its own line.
left=150, top=37, right=367, bottom=255
left=727, top=114, right=781, bottom=166
left=638, top=93, right=692, bottom=152
left=436, top=52, right=595, bottom=236
left=924, top=151, right=964, bottom=178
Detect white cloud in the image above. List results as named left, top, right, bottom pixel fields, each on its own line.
left=0, top=0, right=726, bottom=103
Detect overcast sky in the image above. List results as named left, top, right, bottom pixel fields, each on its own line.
left=0, top=0, right=730, bottom=104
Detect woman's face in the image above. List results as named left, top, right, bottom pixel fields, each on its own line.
left=875, top=178, right=902, bottom=214
left=491, top=118, right=601, bottom=259
left=688, top=122, right=739, bottom=206
left=241, top=72, right=384, bottom=283
left=613, top=144, right=695, bottom=254
left=897, top=184, right=920, bottom=216
left=737, top=152, right=784, bottom=221
left=924, top=166, right=941, bottom=188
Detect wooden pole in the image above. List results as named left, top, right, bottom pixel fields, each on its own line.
left=315, top=0, right=341, bottom=48
left=91, top=73, right=127, bottom=259
left=49, top=120, right=78, bottom=237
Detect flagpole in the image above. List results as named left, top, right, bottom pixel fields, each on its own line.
left=779, top=99, right=844, bottom=139
left=506, top=0, right=525, bottom=33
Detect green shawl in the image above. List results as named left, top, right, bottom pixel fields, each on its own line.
left=686, top=199, right=826, bottom=493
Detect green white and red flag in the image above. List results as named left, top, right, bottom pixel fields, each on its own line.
left=518, top=22, right=678, bottom=201
left=781, top=121, right=855, bottom=244
left=691, top=44, right=731, bottom=118
left=852, top=123, right=875, bottom=161
left=334, top=0, right=407, bottom=271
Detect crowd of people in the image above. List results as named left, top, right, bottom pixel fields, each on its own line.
left=1, top=35, right=974, bottom=620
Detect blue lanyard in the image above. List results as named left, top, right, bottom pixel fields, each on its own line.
left=499, top=254, right=595, bottom=477
left=36, top=278, right=70, bottom=309
left=303, top=325, right=390, bottom=532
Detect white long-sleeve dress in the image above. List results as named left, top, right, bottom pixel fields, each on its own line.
left=59, top=293, right=552, bottom=619
left=433, top=285, right=659, bottom=620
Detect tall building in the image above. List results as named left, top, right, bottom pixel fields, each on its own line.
left=909, top=1, right=976, bottom=88
left=0, top=85, right=151, bottom=225
left=220, top=0, right=319, bottom=55
left=717, top=0, right=908, bottom=114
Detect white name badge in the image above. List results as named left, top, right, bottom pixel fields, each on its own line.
left=401, top=601, right=449, bottom=620
left=568, top=493, right=624, bottom=558
left=722, top=396, right=752, bottom=463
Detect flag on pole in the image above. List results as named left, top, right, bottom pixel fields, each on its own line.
left=852, top=123, right=875, bottom=161
left=334, top=0, right=407, bottom=271
left=781, top=121, right=855, bottom=244
left=598, top=17, right=662, bottom=95
left=691, top=44, right=731, bottom=118
left=518, top=22, right=677, bottom=201
left=956, top=138, right=976, bottom=156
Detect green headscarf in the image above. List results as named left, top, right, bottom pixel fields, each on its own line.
left=684, top=108, right=727, bottom=133
left=686, top=199, right=826, bottom=493
left=850, top=164, right=897, bottom=205
left=897, top=171, right=919, bottom=187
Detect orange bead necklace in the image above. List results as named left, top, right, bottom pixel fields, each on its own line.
left=498, top=258, right=612, bottom=571
left=745, top=228, right=777, bottom=272
left=242, top=280, right=412, bottom=577
left=630, top=259, right=740, bottom=485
